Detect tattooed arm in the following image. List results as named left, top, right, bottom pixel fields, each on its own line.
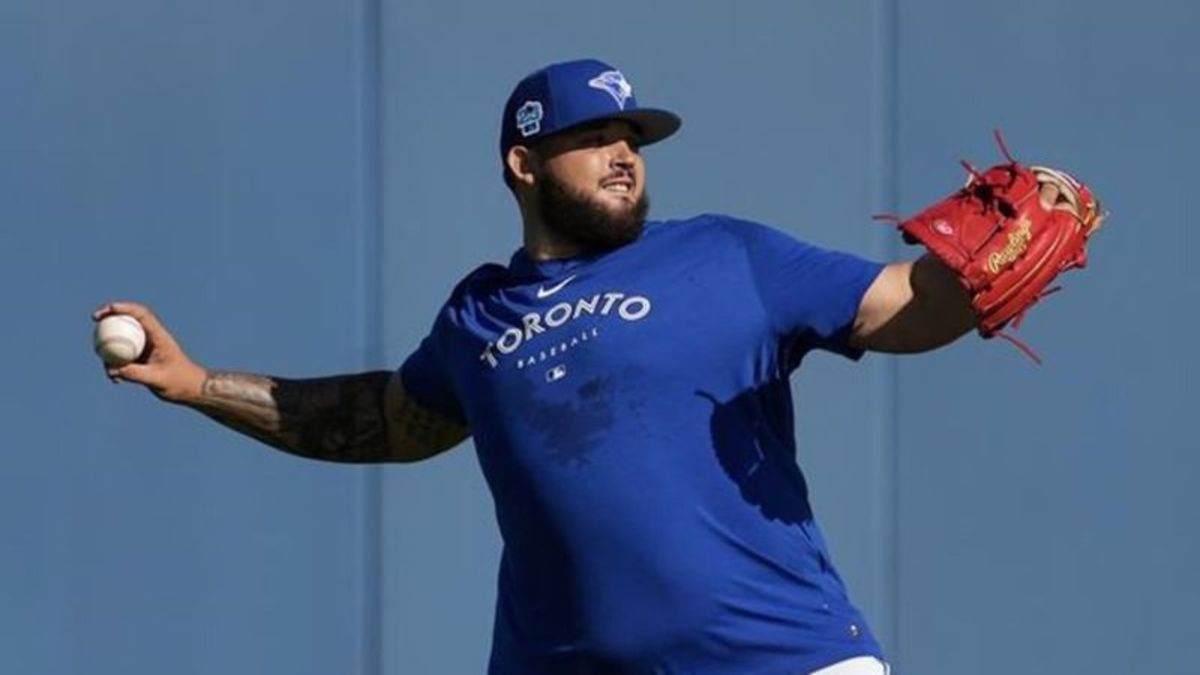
left=194, top=371, right=468, bottom=463
left=92, top=301, right=469, bottom=463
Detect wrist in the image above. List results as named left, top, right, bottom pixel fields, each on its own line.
left=170, top=363, right=210, bottom=407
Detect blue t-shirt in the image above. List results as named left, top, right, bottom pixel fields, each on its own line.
left=401, top=214, right=886, bottom=675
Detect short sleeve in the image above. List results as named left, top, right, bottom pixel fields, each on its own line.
left=398, top=323, right=467, bottom=424
left=724, top=217, right=885, bottom=360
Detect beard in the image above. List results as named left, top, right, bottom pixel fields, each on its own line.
left=535, top=172, right=650, bottom=254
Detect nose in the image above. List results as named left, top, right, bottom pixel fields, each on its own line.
left=610, top=140, right=636, bottom=172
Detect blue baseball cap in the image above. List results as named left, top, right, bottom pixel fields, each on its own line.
left=499, top=59, right=681, bottom=159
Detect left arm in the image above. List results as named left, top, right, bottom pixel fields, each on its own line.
left=848, top=254, right=977, bottom=353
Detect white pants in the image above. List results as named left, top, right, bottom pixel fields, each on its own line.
left=809, top=655, right=891, bottom=675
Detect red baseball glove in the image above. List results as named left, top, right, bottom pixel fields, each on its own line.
left=885, top=132, right=1104, bottom=362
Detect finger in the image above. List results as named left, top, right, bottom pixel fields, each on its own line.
left=114, top=362, right=153, bottom=383
left=1038, top=182, right=1060, bottom=210
left=93, top=300, right=148, bottom=322
left=92, top=302, right=119, bottom=321
left=103, top=301, right=169, bottom=337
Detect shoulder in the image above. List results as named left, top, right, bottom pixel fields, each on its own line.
left=447, top=262, right=509, bottom=304
left=675, top=215, right=878, bottom=282
left=643, top=213, right=789, bottom=248
left=635, top=215, right=832, bottom=275
left=423, top=262, right=510, bottom=334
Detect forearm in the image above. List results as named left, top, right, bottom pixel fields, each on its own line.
left=854, top=256, right=977, bottom=353
left=187, top=370, right=395, bottom=463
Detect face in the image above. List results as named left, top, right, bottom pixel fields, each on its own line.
left=519, top=120, right=651, bottom=252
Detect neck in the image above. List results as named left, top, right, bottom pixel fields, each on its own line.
left=519, top=203, right=586, bottom=261
left=522, top=227, right=587, bottom=261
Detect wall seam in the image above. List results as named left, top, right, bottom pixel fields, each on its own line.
left=355, top=0, right=384, bottom=672
left=870, top=0, right=901, bottom=662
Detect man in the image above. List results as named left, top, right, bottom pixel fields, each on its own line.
left=96, top=59, right=988, bottom=674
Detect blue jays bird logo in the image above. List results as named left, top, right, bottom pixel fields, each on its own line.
left=587, top=70, right=633, bottom=110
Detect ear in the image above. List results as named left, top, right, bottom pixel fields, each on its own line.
left=506, top=146, right=537, bottom=189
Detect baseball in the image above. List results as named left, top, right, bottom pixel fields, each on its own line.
left=94, top=314, right=146, bottom=367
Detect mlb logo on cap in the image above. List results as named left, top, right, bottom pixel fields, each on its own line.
left=499, top=59, right=681, bottom=159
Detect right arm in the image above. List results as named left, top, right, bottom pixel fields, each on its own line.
left=93, top=302, right=469, bottom=463
left=192, top=370, right=468, bottom=463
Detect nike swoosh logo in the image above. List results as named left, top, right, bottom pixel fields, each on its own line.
left=536, top=275, right=577, bottom=299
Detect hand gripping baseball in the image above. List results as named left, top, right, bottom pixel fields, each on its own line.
left=91, top=301, right=208, bottom=402
left=879, top=132, right=1104, bottom=362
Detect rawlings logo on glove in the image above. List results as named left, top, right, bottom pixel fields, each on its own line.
left=881, top=132, right=1104, bottom=363
left=985, top=216, right=1032, bottom=274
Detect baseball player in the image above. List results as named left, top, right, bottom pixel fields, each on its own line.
left=95, top=59, right=1100, bottom=674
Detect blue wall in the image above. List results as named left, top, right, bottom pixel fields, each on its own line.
left=3, top=1, right=1197, bottom=673
left=3, top=0, right=377, bottom=673
left=893, top=3, right=1200, bottom=673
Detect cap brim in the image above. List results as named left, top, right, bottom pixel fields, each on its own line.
left=609, top=109, right=682, bottom=146
left=524, top=109, right=682, bottom=150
